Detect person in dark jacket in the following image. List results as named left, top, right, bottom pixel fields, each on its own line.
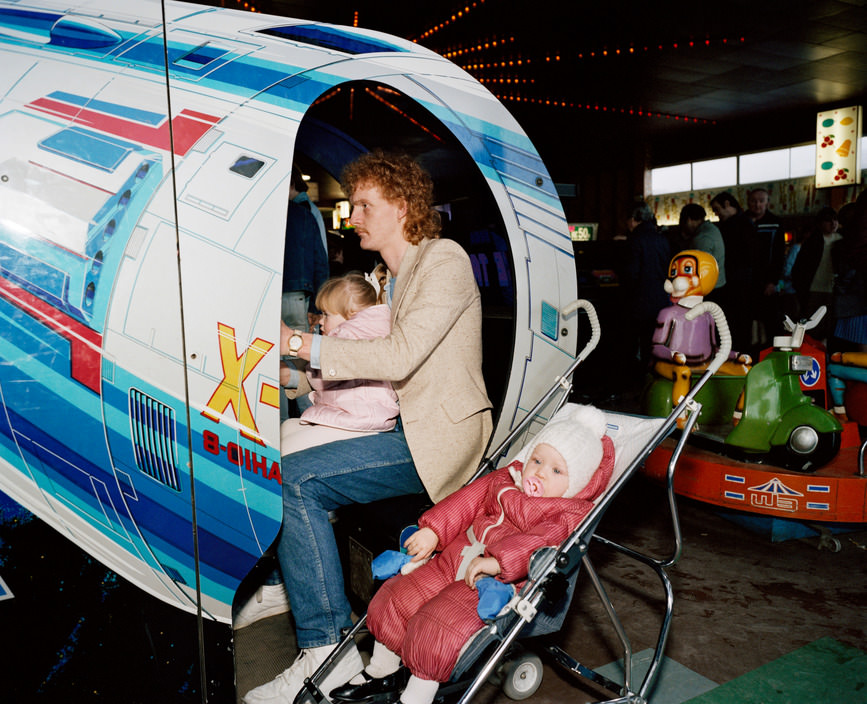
left=282, top=198, right=329, bottom=331
left=791, top=207, right=841, bottom=343
left=282, top=195, right=330, bottom=416
left=678, top=203, right=726, bottom=301
left=710, top=191, right=758, bottom=354
left=833, top=193, right=867, bottom=352
left=624, top=200, right=672, bottom=369
left=749, top=188, right=786, bottom=343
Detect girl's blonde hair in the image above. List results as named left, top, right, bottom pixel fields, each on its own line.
left=315, top=273, right=378, bottom=319
left=371, top=262, right=388, bottom=305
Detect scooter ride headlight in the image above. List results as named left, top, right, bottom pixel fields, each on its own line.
left=789, top=425, right=819, bottom=454
left=790, top=355, right=814, bottom=373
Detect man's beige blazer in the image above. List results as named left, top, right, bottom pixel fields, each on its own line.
left=316, top=237, right=493, bottom=501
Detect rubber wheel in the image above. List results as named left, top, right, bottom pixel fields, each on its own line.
left=501, top=651, right=543, bottom=700
left=818, top=535, right=843, bottom=552
left=772, top=427, right=840, bottom=473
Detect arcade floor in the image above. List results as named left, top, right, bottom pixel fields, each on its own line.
left=234, top=468, right=867, bottom=703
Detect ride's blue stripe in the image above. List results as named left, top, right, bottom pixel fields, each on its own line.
left=3, top=404, right=258, bottom=590
left=2, top=23, right=552, bottom=209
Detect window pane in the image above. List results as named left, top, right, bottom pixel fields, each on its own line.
left=692, top=156, right=737, bottom=190
left=229, top=155, right=265, bottom=178
left=650, top=163, right=691, bottom=195
left=739, top=148, right=789, bottom=184
left=789, top=144, right=815, bottom=178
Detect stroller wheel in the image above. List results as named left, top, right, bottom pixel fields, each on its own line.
left=500, top=651, right=543, bottom=700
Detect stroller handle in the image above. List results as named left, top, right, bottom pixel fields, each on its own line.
left=470, top=299, right=600, bottom=480
left=562, top=299, right=601, bottom=364
left=684, top=301, right=732, bottom=375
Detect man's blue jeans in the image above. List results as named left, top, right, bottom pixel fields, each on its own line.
left=277, top=425, right=423, bottom=649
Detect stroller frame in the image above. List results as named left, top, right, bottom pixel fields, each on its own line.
left=295, top=300, right=731, bottom=704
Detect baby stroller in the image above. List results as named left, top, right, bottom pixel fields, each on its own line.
left=296, top=299, right=732, bottom=704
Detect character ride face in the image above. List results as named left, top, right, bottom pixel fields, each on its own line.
left=664, top=249, right=719, bottom=300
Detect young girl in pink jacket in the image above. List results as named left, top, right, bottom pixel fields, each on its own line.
left=280, top=273, right=398, bottom=454
left=329, top=404, right=615, bottom=704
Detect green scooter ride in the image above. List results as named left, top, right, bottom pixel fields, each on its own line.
left=725, top=306, right=841, bottom=471
left=644, top=306, right=842, bottom=472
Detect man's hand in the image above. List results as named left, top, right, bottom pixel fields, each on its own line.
left=280, top=320, right=313, bottom=360
left=279, top=362, right=292, bottom=387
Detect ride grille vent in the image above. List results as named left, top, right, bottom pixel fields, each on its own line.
left=129, top=389, right=181, bottom=491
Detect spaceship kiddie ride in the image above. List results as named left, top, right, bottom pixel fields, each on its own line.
left=641, top=252, right=865, bottom=549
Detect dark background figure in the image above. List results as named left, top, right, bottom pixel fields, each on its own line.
left=678, top=203, right=726, bottom=303
left=776, top=224, right=807, bottom=324
left=837, top=200, right=858, bottom=238
left=791, top=206, right=841, bottom=345
left=291, top=165, right=329, bottom=265
left=283, top=189, right=329, bottom=416
left=710, top=190, right=759, bottom=356
left=832, top=192, right=867, bottom=353
left=747, top=187, right=782, bottom=241
left=283, top=177, right=330, bottom=332
left=748, top=188, right=786, bottom=345
left=624, top=199, right=672, bottom=375
left=326, top=231, right=350, bottom=276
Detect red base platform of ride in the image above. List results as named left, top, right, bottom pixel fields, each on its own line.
left=643, top=423, right=867, bottom=524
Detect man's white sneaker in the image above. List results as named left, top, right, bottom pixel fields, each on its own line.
left=233, top=583, right=291, bottom=630
left=242, top=643, right=363, bottom=704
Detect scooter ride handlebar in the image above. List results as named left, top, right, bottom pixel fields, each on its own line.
left=783, top=304, right=826, bottom=333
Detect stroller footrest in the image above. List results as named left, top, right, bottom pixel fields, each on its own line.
left=545, top=644, right=630, bottom=699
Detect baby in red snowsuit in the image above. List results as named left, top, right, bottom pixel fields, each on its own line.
left=330, top=404, right=615, bottom=704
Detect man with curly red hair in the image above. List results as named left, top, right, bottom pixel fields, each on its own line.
left=243, top=151, right=492, bottom=704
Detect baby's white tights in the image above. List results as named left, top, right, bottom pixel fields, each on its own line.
left=347, top=640, right=401, bottom=684
left=399, top=675, right=439, bottom=704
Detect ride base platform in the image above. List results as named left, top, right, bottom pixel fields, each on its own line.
left=643, top=422, right=867, bottom=527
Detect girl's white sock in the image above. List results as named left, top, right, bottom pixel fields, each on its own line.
left=399, top=675, right=439, bottom=704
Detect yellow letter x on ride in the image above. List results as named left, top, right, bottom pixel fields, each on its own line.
left=202, top=322, right=274, bottom=444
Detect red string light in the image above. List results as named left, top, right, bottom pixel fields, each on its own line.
left=490, top=92, right=715, bottom=124
left=542, top=35, right=744, bottom=63
left=459, top=55, right=529, bottom=71
left=441, top=36, right=515, bottom=59
left=351, top=3, right=740, bottom=126
left=363, top=87, right=445, bottom=141
left=413, top=1, right=486, bottom=42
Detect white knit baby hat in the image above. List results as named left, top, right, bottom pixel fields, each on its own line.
left=524, top=404, right=608, bottom=498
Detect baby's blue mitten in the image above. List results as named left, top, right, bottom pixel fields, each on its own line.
left=371, top=550, right=412, bottom=580
left=476, top=577, right=515, bottom=620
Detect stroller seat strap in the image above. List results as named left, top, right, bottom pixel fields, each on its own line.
left=455, top=486, right=513, bottom=581
left=456, top=526, right=485, bottom=581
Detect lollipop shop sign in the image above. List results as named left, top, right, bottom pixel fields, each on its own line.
left=816, top=105, right=862, bottom=188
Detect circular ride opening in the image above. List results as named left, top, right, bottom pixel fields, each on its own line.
left=293, top=80, right=517, bottom=419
